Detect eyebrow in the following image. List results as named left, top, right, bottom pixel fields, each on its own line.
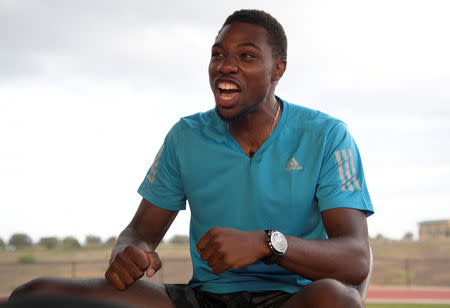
left=211, top=42, right=262, bottom=51
left=239, top=42, right=262, bottom=51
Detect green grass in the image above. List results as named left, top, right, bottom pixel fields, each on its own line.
left=17, top=254, right=36, bottom=264
left=367, top=304, right=450, bottom=308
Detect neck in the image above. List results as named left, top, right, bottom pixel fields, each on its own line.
left=228, top=96, right=282, bottom=152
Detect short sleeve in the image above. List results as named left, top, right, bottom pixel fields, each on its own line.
left=137, top=125, right=186, bottom=211
left=316, top=122, right=374, bottom=216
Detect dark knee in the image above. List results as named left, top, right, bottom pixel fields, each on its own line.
left=287, top=279, right=363, bottom=308
left=10, top=277, right=66, bottom=299
left=10, top=277, right=45, bottom=298
left=312, top=279, right=363, bottom=308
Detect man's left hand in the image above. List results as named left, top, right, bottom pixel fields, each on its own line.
left=196, top=227, right=269, bottom=274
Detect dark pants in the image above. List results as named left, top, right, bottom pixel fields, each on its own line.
left=165, top=284, right=294, bottom=308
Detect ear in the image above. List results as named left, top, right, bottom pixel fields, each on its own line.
left=271, top=60, right=287, bottom=82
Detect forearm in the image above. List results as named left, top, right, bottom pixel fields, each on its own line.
left=277, top=236, right=369, bottom=285
left=106, top=225, right=164, bottom=290
left=110, top=199, right=178, bottom=261
left=110, top=226, right=154, bottom=261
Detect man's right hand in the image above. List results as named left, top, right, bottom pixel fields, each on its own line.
left=105, top=245, right=162, bottom=291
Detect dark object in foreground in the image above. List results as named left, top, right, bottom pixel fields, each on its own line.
left=2, top=295, right=136, bottom=308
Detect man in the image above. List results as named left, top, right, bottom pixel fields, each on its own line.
left=10, top=9, right=373, bottom=308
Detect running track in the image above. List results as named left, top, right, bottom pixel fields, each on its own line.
left=2, top=287, right=450, bottom=304
left=366, top=287, right=450, bottom=304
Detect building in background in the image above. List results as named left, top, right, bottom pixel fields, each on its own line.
left=418, top=220, right=450, bottom=240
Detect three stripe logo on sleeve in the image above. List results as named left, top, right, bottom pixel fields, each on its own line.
left=334, top=149, right=361, bottom=191
left=146, top=144, right=164, bottom=184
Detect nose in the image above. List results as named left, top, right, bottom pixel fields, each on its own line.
left=217, top=55, right=239, bottom=75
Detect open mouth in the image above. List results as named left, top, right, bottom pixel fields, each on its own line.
left=215, top=81, right=241, bottom=106
left=217, top=81, right=240, bottom=94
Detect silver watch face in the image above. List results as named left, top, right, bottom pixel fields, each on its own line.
left=270, top=231, right=287, bottom=253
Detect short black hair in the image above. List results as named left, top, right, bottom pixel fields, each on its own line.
left=222, top=9, right=287, bottom=61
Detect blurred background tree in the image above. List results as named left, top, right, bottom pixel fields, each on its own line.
left=85, top=235, right=102, bottom=247
left=402, top=232, right=414, bottom=241
left=169, top=234, right=189, bottom=245
left=9, top=233, right=33, bottom=249
left=375, top=234, right=385, bottom=241
left=104, top=236, right=117, bottom=247
left=62, top=236, right=81, bottom=249
left=0, top=238, right=6, bottom=250
left=38, top=237, right=59, bottom=249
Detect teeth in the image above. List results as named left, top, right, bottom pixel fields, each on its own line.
left=220, top=95, right=233, bottom=100
left=218, top=82, right=238, bottom=90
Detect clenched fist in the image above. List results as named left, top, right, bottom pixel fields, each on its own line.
left=105, top=245, right=162, bottom=290
left=196, top=227, right=269, bottom=274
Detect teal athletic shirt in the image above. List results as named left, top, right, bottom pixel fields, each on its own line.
left=138, top=98, right=374, bottom=294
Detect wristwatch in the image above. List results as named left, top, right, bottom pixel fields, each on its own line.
left=261, top=230, right=288, bottom=265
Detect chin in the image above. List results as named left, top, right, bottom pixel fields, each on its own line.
left=215, top=100, right=262, bottom=123
left=215, top=106, right=246, bottom=123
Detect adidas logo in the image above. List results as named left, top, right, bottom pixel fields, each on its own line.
left=285, top=157, right=303, bottom=171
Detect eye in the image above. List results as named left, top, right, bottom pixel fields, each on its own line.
left=212, top=51, right=224, bottom=58
left=241, top=53, right=256, bottom=60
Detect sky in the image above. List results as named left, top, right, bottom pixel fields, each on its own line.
left=1, top=0, right=449, bottom=244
